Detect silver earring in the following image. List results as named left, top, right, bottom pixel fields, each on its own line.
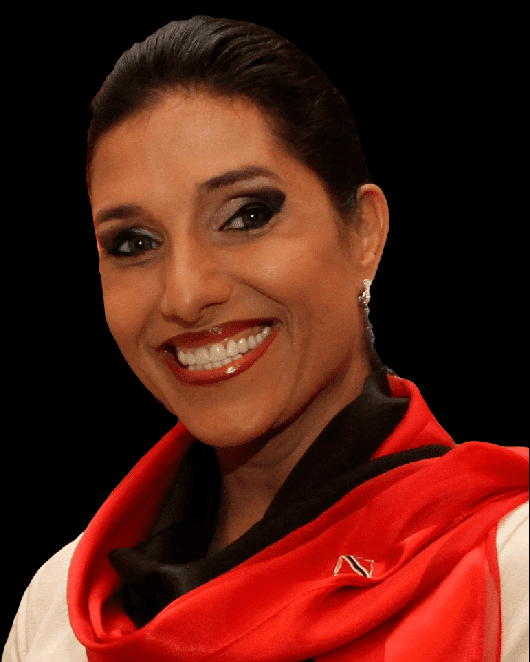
left=358, top=278, right=372, bottom=307
left=358, top=279, right=375, bottom=346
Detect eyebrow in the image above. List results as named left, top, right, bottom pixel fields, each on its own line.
left=94, top=165, right=278, bottom=227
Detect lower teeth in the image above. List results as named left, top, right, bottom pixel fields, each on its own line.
left=188, top=352, right=244, bottom=371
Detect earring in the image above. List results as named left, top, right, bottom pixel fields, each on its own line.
left=358, top=279, right=375, bottom=346
left=358, top=279, right=372, bottom=307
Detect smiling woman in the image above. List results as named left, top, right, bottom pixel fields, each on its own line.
left=90, top=90, right=385, bottom=454
left=5, top=16, right=528, bottom=662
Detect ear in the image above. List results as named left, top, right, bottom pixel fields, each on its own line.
left=351, top=183, right=389, bottom=276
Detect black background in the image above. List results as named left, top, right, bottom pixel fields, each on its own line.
left=4, top=7, right=526, bottom=645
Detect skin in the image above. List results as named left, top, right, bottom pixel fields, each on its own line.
left=90, top=92, right=389, bottom=552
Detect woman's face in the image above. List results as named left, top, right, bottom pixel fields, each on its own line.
left=91, top=92, right=388, bottom=450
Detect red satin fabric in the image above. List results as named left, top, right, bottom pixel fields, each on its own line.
left=67, top=375, right=529, bottom=661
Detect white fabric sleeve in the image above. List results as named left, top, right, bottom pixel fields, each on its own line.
left=2, top=535, right=87, bottom=662
left=498, top=501, right=529, bottom=662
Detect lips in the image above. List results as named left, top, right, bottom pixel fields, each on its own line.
left=159, top=323, right=279, bottom=385
left=159, top=318, right=277, bottom=353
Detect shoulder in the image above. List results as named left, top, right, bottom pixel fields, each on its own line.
left=497, top=501, right=529, bottom=662
left=29, top=535, right=82, bottom=592
left=4, top=534, right=88, bottom=662
left=497, top=500, right=529, bottom=583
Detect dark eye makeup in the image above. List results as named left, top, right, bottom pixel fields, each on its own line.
left=98, top=188, right=286, bottom=259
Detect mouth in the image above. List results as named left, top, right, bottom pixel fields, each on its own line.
left=158, top=320, right=279, bottom=385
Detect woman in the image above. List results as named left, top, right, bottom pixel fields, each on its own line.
left=4, top=16, right=528, bottom=662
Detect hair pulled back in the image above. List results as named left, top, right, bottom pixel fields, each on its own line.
left=86, top=16, right=372, bottom=223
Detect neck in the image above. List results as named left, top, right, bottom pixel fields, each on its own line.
left=209, top=359, right=372, bottom=552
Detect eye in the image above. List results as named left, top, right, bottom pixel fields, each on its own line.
left=102, top=228, right=159, bottom=258
left=221, top=189, right=286, bottom=233
left=222, top=201, right=275, bottom=232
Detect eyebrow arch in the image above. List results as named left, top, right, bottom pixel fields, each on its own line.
left=198, top=165, right=278, bottom=193
left=94, top=165, right=279, bottom=227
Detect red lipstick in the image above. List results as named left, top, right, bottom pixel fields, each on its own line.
left=158, top=323, right=279, bottom=386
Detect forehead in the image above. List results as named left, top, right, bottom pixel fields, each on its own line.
left=90, top=93, right=295, bottom=203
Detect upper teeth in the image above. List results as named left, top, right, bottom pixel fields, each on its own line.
left=177, top=326, right=271, bottom=367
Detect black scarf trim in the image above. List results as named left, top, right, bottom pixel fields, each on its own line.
left=108, top=367, right=451, bottom=629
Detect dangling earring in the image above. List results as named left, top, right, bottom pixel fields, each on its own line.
left=358, top=278, right=372, bottom=306
left=358, top=279, right=375, bottom=346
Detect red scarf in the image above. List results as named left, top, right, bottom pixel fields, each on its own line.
left=68, top=375, right=529, bottom=661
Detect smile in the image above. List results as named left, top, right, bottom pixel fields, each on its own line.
left=159, top=323, right=279, bottom=385
left=177, top=325, right=272, bottom=370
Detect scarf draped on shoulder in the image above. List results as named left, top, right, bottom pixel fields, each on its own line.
left=67, top=370, right=529, bottom=661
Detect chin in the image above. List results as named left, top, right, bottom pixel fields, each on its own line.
left=182, top=408, right=278, bottom=449
left=187, top=424, right=264, bottom=449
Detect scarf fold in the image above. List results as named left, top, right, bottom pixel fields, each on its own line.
left=106, top=366, right=415, bottom=627
left=67, top=373, right=529, bottom=662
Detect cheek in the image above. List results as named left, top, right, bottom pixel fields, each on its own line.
left=252, top=235, right=358, bottom=357
left=251, top=234, right=349, bottom=305
left=100, top=274, right=153, bottom=349
left=249, top=236, right=320, bottom=289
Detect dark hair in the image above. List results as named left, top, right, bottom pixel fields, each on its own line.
left=86, top=16, right=394, bottom=378
left=86, top=16, right=372, bottom=219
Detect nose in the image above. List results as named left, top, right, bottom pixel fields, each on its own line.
left=160, top=238, right=233, bottom=324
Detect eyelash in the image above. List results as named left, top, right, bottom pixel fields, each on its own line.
left=101, top=194, right=285, bottom=259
